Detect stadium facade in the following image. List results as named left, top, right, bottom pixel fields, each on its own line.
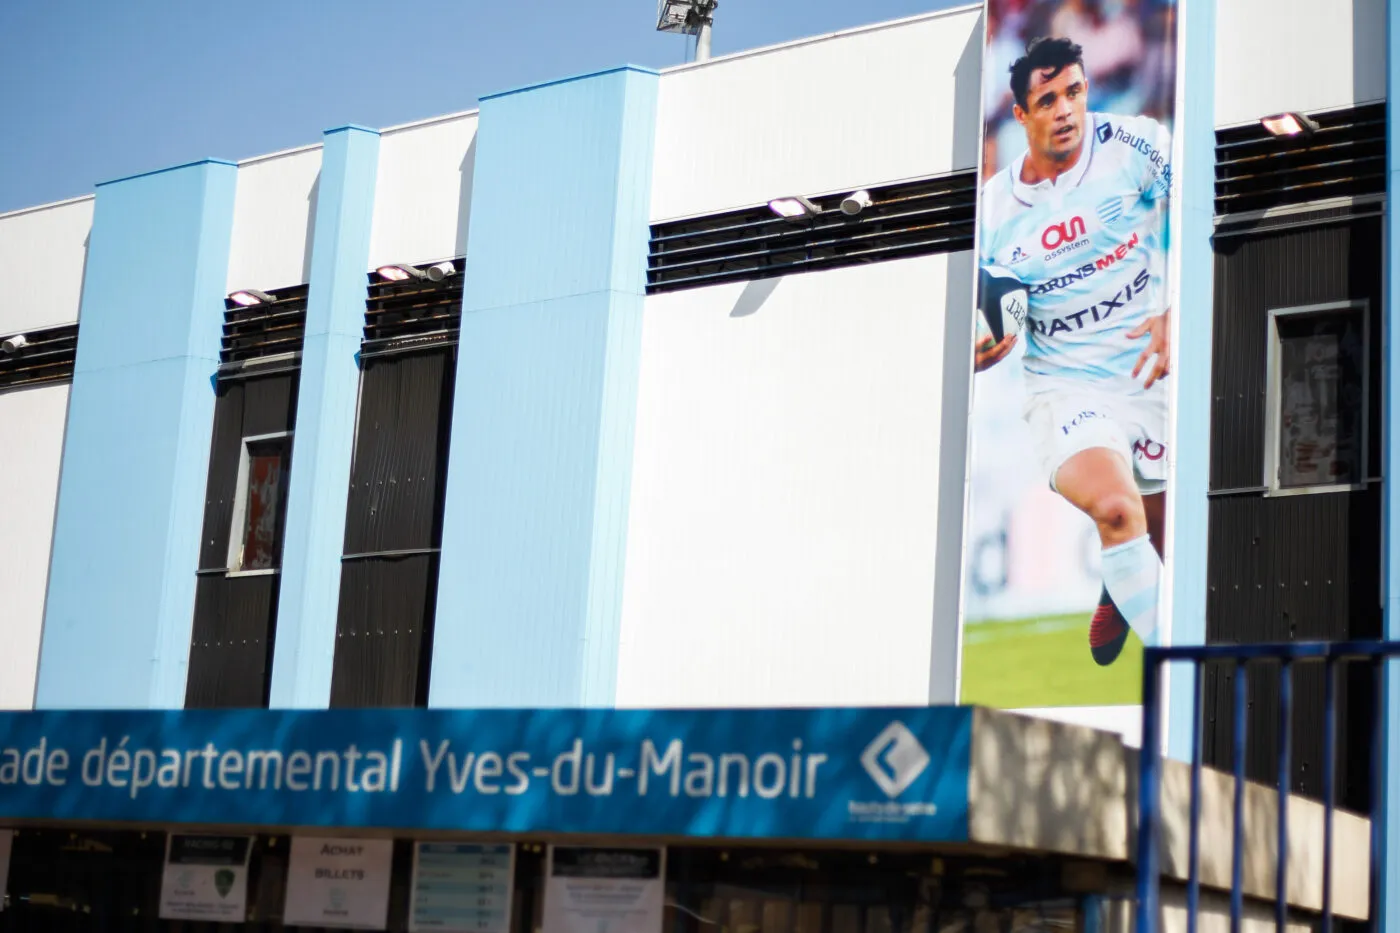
left=0, top=0, right=1391, bottom=928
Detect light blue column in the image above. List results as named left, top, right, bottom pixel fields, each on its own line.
left=1379, top=0, right=1400, bottom=924
left=1165, top=0, right=1217, bottom=762
left=268, top=125, right=380, bottom=708
left=36, top=160, right=237, bottom=709
left=429, top=66, right=659, bottom=708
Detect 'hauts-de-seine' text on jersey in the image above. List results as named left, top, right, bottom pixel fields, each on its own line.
left=979, top=112, right=1172, bottom=393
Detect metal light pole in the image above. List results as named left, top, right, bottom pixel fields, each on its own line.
left=657, top=0, right=718, bottom=63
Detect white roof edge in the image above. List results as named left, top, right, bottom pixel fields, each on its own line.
left=659, top=3, right=982, bottom=75
left=238, top=141, right=325, bottom=166
left=0, top=192, right=96, bottom=221
left=380, top=108, right=481, bottom=135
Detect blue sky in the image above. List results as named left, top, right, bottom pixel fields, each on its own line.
left=0, top=0, right=965, bottom=214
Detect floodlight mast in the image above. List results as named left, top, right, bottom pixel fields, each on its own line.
left=656, top=0, right=718, bottom=62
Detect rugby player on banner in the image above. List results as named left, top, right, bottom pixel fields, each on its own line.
left=973, top=36, right=1172, bottom=666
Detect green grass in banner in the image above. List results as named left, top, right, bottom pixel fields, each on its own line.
left=959, top=613, right=1143, bottom=708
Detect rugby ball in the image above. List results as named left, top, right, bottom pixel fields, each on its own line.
left=977, top=264, right=1029, bottom=345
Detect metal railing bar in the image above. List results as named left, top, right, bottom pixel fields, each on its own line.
left=1231, top=660, right=1248, bottom=933
left=1275, top=660, right=1292, bottom=933
left=1187, top=662, right=1203, bottom=933
left=1134, top=659, right=1163, bottom=933
left=1322, top=657, right=1336, bottom=933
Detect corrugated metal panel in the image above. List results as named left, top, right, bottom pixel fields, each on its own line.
left=343, top=350, right=455, bottom=553
left=368, top=114, right=478, bottom=271
left=185, top=574, right=280, bottom=709
left=1215, top=0, right=1383, bottom=126
left=1204, top=211, right=1384, bottom=814
left=650, top=8, right=982, bottom=221
left=189, top=371, right=299, bottom=707
left=0, top=196, right=92, bottom=332
left=331, top=348, right=456, bottom=707
left=1210, top=216, right=1381, bottom=491
left=225, top=146, right=323, bottom=293
left=330, top=555, right=439, bottom=707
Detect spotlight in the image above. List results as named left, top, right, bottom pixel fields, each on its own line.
left=425, top=261, right=456, bottom=282
left=228, top=289, right=275, bottom=306
left=376, top=263, right=425, bottom=282
left=1260, top=112, right=1319, bottom=137
left=1, top=335, right=28, bottom=355
left=840, top=189, right=873, bottom=216
left=767, top=195, right=820, bottom=221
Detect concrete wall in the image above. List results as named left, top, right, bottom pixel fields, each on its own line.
left=650, top=6, right=983, bottom=221
left=0, top=384, right=70, bottom=709
left=368, top=112, right=478, bottom=269
left=0, top=197, right=92, bottom=334
left=1216, top=0, right=1384, bottom=125
left=226, top=146, right=323, bottom=292
left=616, top=253, right=973, bottom=707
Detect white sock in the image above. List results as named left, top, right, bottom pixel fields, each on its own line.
left=1101, top=534, right=1161, bottom=645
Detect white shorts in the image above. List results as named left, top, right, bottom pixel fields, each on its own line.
left=1023, top=379, right=1168, bottom=496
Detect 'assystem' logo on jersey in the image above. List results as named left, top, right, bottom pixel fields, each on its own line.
left=860, top=722, right=930, bottom=798
left=1041, top=216, right=1087, bottom=250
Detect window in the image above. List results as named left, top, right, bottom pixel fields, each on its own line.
left=226, top=432, right=292, bottom=572
left=1265, top=301, right=1368, bottom=494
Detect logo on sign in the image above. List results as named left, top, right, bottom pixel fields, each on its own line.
left=1008, top=246, right=1029, bottom=265
left=1096, top=121, right=1113, bottom=144
left=1041, top=216, right=1087, bottom=250
left=1096, top=196, right=1124, bottom=226
left=1134, top=439, right=1166, bottom=461
left=859, top=722, right=930, bottom=799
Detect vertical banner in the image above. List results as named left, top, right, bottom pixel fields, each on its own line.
left=543, top=846, right=665, bottom=933
left=159, top=833, right=253, bottom=921
left=961, top=0, right=1181, bottom=714
left=284, top=836, right=394, bottom=930
left=409, top=842, right=515, bottom=933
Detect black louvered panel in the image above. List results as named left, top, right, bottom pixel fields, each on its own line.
left=363, top=259, right=464, bottom=355
left=221, top=285, right=310, bottom=364
left=185, top=573, right=281, bottom=709
left=0, top=324, right=77, bottom=390
left=647, top=171, right=977, bottom=294
left=1215, top=103, right=1385, bottom=217
left=330, top=554, right=439, bottom=708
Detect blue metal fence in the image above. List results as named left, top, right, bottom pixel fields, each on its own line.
left=1134, top=641, right=1398, bottom=933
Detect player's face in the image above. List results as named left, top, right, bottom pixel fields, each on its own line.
left=1014, top=64, right=1088, bottom=164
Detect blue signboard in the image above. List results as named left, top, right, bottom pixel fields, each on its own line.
left=0, top=707, right=972, bottom=842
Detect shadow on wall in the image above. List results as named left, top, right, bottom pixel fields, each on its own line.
left=454, top=134, right=478, bottom=259
left=729, top=277, right=779, bottom=318
left=951, top=11, right=982, bottom=171
left=300, top=173, right=321, bottom=284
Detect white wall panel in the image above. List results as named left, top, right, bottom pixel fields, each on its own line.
left=226, top=146, right=323, bottom=292
left=616, top=253, right=973, bottom=708
left=651, top=8, right=983, bottom=221
left=0, top=198, right=93, bottom=334
left=0, top=384, right=70, bottom=709
left=1216, top=0, right=1383, bottom=125
left=368, top=113, right=478, bottom=269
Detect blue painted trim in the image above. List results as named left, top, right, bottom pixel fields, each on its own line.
left=1165, top=0, right=1216, bottom=764
left=481, top=64, right=660, bottom=101
left=430, top=67, right=659, bottom=708
left=96, top=158, right=237, bottom=187
left=268, top=126, right=381, bottom=709
left=36, top=160, right=237, bottom=709
left=324, top=124, right=379, bottom=135
left=1380, top=0, right=1400, bottom=925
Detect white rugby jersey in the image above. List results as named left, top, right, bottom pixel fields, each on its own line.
left=979, top=112, right=1172, bottom=394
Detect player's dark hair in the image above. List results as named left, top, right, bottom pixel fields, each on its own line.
left=1009, top=37, right=1085, bottom=110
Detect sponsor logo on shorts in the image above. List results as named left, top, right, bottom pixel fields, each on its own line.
left=1134, top=439, right=1166, bottom=461
left=1061, top=410, right=1105, bottom=436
